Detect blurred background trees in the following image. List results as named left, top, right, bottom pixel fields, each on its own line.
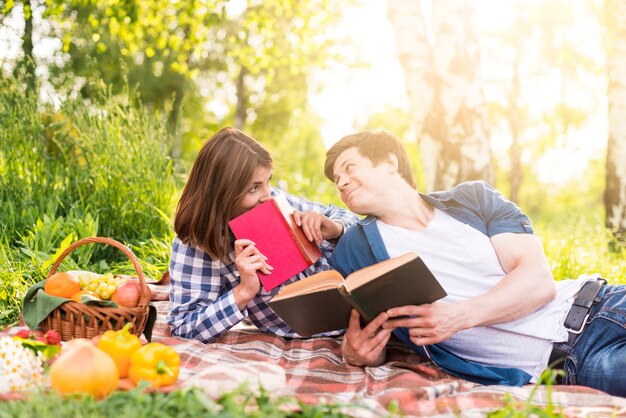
left=1, top=0, right=625, bottom=240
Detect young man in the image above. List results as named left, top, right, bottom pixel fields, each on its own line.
left=324, top=129, right=626, bottom=396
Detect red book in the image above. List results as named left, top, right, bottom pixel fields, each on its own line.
left=228, top=196, right=322, bottom=291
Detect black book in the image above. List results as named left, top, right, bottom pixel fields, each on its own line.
left=268, top=252, right=447, bottom=336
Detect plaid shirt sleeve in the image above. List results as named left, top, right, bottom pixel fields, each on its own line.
left=167, top=237, right=247, bottom=342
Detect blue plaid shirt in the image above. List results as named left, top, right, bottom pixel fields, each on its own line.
left=167, top=187, right=359, bottom=343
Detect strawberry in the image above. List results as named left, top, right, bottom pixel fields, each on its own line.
left=44, top=330, right=62, bottom=346
left=15, top=329, right=31, bottom=339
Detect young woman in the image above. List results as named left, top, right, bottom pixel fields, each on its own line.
left=167, top=127, right=358, bottom=343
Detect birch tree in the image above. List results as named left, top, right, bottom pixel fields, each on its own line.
left=605, top=0, right=626, bottom=243
left=387, top=0, right=493, bottom=191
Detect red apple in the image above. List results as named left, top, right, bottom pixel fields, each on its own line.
left=110, top=281, right=146, bottom=308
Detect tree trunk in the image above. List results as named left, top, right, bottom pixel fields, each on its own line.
left=16, top=0, right=37, bottom=95
left=387, top=0, right=437, bottom=188
left=388, top=0, right=493, bottom=191
left=605, top=0, right=626, bottom=243
left=167, top=83, right=184, bottom=161
left=234, top=66, right=248, bottom=130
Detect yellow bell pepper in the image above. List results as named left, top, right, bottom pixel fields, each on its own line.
left=97, top=323, right=142, bottom=378
left=128, top=342, right=180, bottom=388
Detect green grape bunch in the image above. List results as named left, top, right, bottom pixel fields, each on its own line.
left=77, top=272, right=121, bottom=300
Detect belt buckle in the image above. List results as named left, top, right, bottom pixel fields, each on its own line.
left=564, top=311, right=590, bottom=335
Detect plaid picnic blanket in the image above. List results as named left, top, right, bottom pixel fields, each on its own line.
left=146, top=295, right=626, bottom=417
left=3, top=282, right=626, bottom=417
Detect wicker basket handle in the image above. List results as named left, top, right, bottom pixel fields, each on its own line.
left=47, top=237, right=149, bottom=306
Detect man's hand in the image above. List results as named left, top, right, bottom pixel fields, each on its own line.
left=233, top=239, right=273, bottom=309
left=341, top=309, right=392, bottom=367
left=292, top=210, right=343, bottom=246
left=383, top=301, right=467, bottom=346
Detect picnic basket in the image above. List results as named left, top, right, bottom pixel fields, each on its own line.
left=40, top=237, right=151, bottom=341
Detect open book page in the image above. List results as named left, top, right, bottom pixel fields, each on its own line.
left=342, top=252, right=417, bottom=292
left=273, top=195, right=322, bottom=264
left=270, top=270, right=344, bottom=300
left=273, top=194, right=296, bottom=216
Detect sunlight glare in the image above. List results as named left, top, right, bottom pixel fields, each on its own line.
left=312, top=0, right=607, bottom=186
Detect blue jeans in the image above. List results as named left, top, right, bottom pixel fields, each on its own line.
left=553, top=284, right=626, bottom=396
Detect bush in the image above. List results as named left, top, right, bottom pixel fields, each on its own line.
left=0, top=80, right=176, bottom=244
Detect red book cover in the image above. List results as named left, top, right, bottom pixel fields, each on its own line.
left=228, top=196, right=323, bottom=291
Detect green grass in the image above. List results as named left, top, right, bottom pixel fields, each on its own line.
left=536, top=213, right=626, bottom=284
left=488, top=369, right=566, bottom=418
left=1, top=372, right=602, bottom=418
left=487, top=368, right=621, bottom=417
left=0, top=385, right=358, bottom=418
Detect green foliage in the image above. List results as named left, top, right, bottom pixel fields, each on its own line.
left=219, top=0, right=346, bottom=206
left=505, top=153, right=626, bottom=282
left=0, top=243, right=40, bottom=326
left=0, top=78, right=176, bottom=244
left=45, top=0, right=346, bottom=166
left=517, top=154, right=605, bottom=220
left=265, top=111, right=342, bottom=207
left=48, top=0, right=224, bottom=99
left=0, top=386, right=357, bottom=418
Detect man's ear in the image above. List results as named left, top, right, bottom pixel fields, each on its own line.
left=386, top=153, right=399, bottom=174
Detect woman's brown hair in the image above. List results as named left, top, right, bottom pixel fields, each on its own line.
left=174, top=127, right=272, bottom=262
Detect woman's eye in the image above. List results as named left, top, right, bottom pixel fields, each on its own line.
left=248, top=185, right=258, bottom=193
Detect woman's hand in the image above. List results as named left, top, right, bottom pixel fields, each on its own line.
left=292, top=210, right=344, bottom=246
left=233, top=239, right=273, bottom=309
left=341, top=309, right=392, bottom=367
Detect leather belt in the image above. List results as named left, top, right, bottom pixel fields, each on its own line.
left=549, top=278, right=606, bottom=369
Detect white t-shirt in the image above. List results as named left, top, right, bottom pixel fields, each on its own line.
left=377, top=209, right=597, bottom=381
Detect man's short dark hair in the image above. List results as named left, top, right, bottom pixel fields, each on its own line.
left=324, top=129, right=416, bottom=188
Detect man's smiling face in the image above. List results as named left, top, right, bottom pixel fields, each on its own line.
left=332, top=147, right=391, bottom=215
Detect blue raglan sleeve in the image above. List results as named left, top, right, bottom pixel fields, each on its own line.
left=329, top=224, right=379, bottom=278
left=428, top=181, right=534, bottom=237
left=469, top=181, right=534, bottom=237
